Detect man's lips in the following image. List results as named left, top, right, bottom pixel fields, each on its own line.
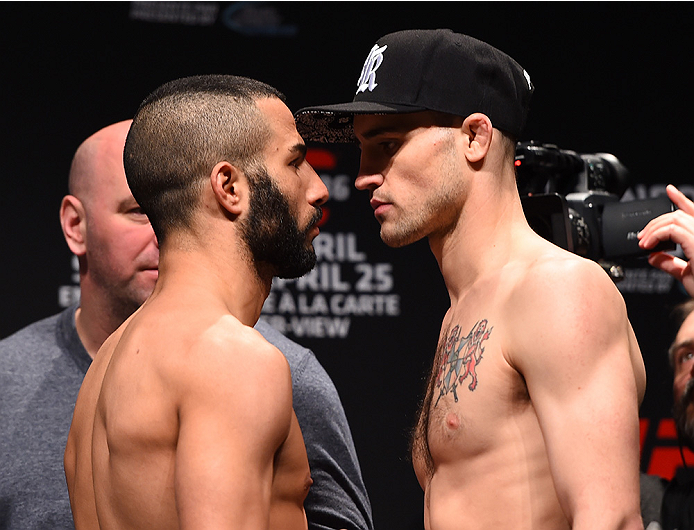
left=370, top=198, right=391, bottom=217
left=308, top=224, right=321, bottom=239
left=307, top=208, right=323, bottom=238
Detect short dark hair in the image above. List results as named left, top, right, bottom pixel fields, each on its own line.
left=124, top=74, right=285, bottom=243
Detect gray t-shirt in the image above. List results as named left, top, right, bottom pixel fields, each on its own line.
left=0, top=306, right=373, bottom=530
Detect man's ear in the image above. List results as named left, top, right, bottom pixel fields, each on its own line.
left=60, top=195, right=87, bottom=256
left=210, top=161, right=246, bottom=216
left=462, top=113, right=493, bottom=164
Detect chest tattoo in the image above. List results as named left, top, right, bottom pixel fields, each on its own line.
left=434, top=319, right=493, bottom=407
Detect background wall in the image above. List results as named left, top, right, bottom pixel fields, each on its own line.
left=2, top=3, right=693, bottom=528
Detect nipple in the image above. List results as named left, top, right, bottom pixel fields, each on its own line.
left=446, top=412, right=460, bottom=430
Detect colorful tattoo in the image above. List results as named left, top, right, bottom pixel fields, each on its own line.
left=434, top=320, right=493, bottom=406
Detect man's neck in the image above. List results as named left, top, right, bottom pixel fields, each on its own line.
left=429, top=178, right=528, bottom=304
left=153, top=245, right=271, bottom=328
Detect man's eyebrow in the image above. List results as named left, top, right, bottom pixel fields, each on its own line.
left=358, top=125, right=409, bottom=140
left=118, top=197, right=140, bottom=210
left=288, top=143, right=307, bottom=158
left=359, top=123, right=417, bottom=140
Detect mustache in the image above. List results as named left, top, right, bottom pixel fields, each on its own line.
left=306, top=206, right=323, bottom=231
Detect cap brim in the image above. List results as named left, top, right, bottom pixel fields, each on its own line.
left=295, top=101, right=426, bottom=143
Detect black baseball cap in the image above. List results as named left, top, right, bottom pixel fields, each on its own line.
left=295, top=29, right=534, bottom=143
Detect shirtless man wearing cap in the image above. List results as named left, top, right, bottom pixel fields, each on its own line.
left=296, top=29, right=646, bottom=529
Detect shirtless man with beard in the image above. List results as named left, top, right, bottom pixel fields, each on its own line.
left=65, top=74, right=328, bottom=529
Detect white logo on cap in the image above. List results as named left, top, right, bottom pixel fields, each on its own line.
left=523, top=69, right=533, bottom=90
left=356, top=44, right=388, bottom=95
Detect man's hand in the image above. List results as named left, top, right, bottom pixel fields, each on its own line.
left=638, top=184, right=694, bottom=296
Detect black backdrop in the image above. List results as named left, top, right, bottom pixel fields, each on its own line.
left=2, top=2, right=694, bottom=528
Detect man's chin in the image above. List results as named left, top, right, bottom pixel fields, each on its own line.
left=275, top=253, right=317, bottom=280
left=133, top=271, right=159, bottom=300
left=380, top=229, right=417, bottom=249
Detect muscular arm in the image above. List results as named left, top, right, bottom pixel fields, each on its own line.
left=255, top=319, right=374, bottom=530
left=510, top=258, right=645, bottom=530
left=173, top=323, right=297, bottom=529
left=638, top=184, right=694, bottom=296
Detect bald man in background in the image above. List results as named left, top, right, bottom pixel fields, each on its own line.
left=0, top=121, right=372, bottom=530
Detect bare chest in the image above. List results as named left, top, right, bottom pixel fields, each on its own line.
left=413, top=316, right=533, bottom=476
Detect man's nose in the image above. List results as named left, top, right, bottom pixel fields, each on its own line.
left=147, top=223, right=159, bottom=249
left=354, top=151, right=385, bottom=191
left=354, top=170, right=383, bottom=192
left=307, top=162, right=329, bottom=206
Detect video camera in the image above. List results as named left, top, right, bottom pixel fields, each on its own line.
left=515, top=141, right=675, bottom=281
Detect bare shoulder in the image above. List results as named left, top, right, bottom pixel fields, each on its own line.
left=171, top=316, right=295, bottom=453
left=514, top=242, right=625, bottom=315
left=200, top=316, right=289, bottom=370
left=172, top=315, right=293, bottom=404
left=504, top=242, right=634, bottom=368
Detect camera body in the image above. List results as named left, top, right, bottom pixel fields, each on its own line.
left=516, top=142, right=674, bottom=268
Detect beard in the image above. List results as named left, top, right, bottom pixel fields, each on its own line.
left=674, top=378, right=694, bottom=451
left=240, top=165, right=322, bottom=279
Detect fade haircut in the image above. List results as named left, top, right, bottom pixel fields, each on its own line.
left=124, top=74, right=285, bottom=243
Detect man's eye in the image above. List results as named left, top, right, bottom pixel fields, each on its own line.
left=679, top=350, right=694, bottom=366
left=381, top=140, right=399, bottom=154
left=127, top=208, right=149, bottom=220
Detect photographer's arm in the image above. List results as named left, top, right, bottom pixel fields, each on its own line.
left=638, top=184, right=694, bottom=296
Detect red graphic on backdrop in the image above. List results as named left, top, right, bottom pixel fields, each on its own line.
left=306, top=148, right=337, bottom=170
left=640, top=417, right=694, bottom=479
